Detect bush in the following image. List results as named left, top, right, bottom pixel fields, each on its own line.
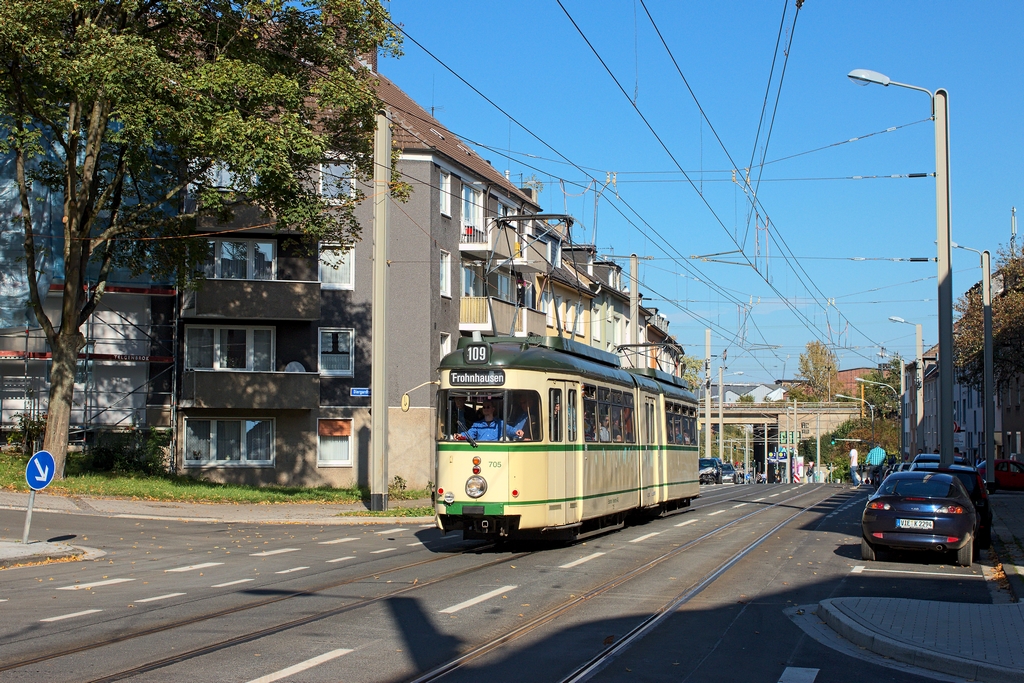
left=86, top=429, right=169, bottom=476
left=388, top=475, right=408, bottom=500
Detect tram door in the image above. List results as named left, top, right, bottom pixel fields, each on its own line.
left=643, top=395, right=662, bottom=505
left=547, top=384, right=577, bottom=526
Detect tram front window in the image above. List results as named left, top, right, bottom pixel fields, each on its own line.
left=444, top=391, right=542, bottom=442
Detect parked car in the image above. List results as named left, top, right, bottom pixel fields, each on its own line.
left=699, top=458, right=722, bottom=485
left=720, top=463, right=739, bottom=484
left=861, top=471, right=979, bottom=567
left=979, top=459, right=1024, bottom=491
left=910, top=463, right=992, bottom=549
left=912, top=453, right=971, bottom=466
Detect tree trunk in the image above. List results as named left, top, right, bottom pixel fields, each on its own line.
left=42, top=330, right=85, bottom=479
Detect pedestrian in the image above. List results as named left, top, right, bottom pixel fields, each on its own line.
left=849, top=448, right=860, bottom=485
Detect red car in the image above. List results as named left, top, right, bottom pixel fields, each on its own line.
left=995, top=459, right=1024, bottom=490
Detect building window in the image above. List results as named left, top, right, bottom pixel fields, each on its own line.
left=547, top=240, right=561, bottom=266
left=320, top=162, right=352, bottom=200
left=319, top=328, right=354, bottom=376
left=440, top=332, right=452, bottom=361
left=439, top=170, right=451, bottom=216
left=203, top=239, right=275, bottom=280
left=462, top=184, right=482, bottom=230
left=541, top=290, right=553, bottom=326
left=320, top=243, right=354, bottom=289
left=318, top=419, right=352, bottom=467
left=591, top=306, right=601, bottom=341
left=185, top=326, right=273, bottom=371
left=462, top=265, right=484, bottom=297
left=184, top=419, right=274, bottom=465
left=440, top=250, right=451, bottom=297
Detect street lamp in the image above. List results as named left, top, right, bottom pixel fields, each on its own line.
left=953, top=242, right=995, bottom=485
left=850, top=68, right=954, bottom=467
left=836, top=393, right=876, bottom=450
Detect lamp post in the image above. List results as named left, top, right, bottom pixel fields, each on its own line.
left=953, top=242, right=995, bottom=485
left=856, top=376, right=900, bottom=456
left=850, top=69, right=954, bottom=467
left=890, top=316, right=924, bottom=456
left=837, top=393, right=876, bottom=449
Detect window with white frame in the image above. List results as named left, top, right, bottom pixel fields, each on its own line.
left=319, top=328, right=354, bottom=376
left=184, top=418, right=274, bottom=465
left=440, top=332, right=452, bottom=361
left=591, top=305, right=601, bottom=341
left=547, top=240, right=561, bottom=267
left=185, top=326, right=273, bottom=371
left=439, top=170, right=451, bottom=216
left=203, top=239, right=275, bottom=280
left=541, top=290, right=553, bottom=325
left=440, top=250, right=451, bottom=297
left=318, top=419, right=352, bottom=466
left=320, top=161, right=352, bottom=200
left=462, top=184, right=482, bottom=230
left=319, top=243, right=354, bottom=289
left=462, top=264, right=484, bottom=297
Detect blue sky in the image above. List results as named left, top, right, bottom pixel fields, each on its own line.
left=381, top=1, right=1024, bottom=383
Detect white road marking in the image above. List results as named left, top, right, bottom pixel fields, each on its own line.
left=675, top=519, right=697, bottom=527
left=559, top=552, right=605, bottom=569
left=778, top=667, right=819, bottom=683
left=732, top=503, right=749, bottom=509
left=57, top=578, right=134, bottom=591
left=318, top=538, right=358, bottom=545
left=375, top=528, right=407, bottom=535
left=629, top=532, right=662, bottom=543
left=327, top=556, right=356, bottom=564
left=851, top=566, right=983, bottom=578
left=769, top=493, right=780, bottom=498
left=165, top=562, right=224, bottom=573
left=371, top=548, right=397, bottom=554
left=439, top=585, right=517, bottom=614
left=707, top=510, right=725, bottom=516
left=0, top=599, right=7, bottom=602
left=407, top=542, right=425, bottom=547
left=753, top=497, right=766, bottom=502
left=134, top=593, right=185, bottom=603
left=40, top=609, right=102, bottom=622
left=275, top=567, right=309, bottom=574
left=212, top=579, right=254, bottom=588
left=245, top=648, right=353, bottom=683
left=250, top=548, right=300, bottom=557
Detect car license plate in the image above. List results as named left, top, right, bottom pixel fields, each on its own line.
left=896, top=519, right=934, bottom=530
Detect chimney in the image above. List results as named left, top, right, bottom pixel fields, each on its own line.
left=519, top=186, right=536, bottom=203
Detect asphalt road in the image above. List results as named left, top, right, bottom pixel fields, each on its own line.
left=0, top=483, right=1007, bottom=683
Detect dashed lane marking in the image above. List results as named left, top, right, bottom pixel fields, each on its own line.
left=134, top=593, right=186, bottom=603
left=212, top=579, right=254, bottom=588
left=250, top=549, right=300, bottom=557
left=275, top=567, right=309, bottom=575
left=733, top=503, right=749, bottom=508
left=318, top=538, right=357, bottom=545
left=778, top=666, right=819, bottom=683
left=769, top=493, right=781, bottom=498
left=675, top=519, right=697, bottom=527
left=371, top=548, right=397, bottom=554
left=40, top=609, right=102, bottom=622
left=166, top=562, right=224, bottom=573
left=707, top=510, right=725, bottom=516
left=245, top=648, right=353, bottom=683
left=375, top=528, right=407, bottom=535
left=753, top=497, right=766, bottom=502
left=407, top=542, right=425, bottom=547
left=851, top=565, right=982, bottom=578
left=629, top=532, right=662, bottom=543
left=57, top=578, right=134, bottom=591
left=559, top=552, right=605, bottom=569
left=439, top=585, right=517, bottom=614
left=327, top=556, right=356, bottom=564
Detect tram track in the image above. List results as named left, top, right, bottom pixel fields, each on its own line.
left=0, top=483, right=820, bottom=680
left=406, top=484, right=845, bottom=683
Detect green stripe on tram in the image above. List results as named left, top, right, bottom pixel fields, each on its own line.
left=443, top=478, right=699, bottom=513
left=437, top=443, right=698, bottom=453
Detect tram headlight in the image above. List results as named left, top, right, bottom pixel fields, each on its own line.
left=465, top=475, right=488, bottom=498
left=443, top=491, right=455, bottom=505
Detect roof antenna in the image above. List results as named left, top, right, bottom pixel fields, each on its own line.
left=1012, top=206, right=1017, bottom=257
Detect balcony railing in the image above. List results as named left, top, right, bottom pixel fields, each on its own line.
left=180, top=370, right=319, bottom=410
left=182, top=279, right=320, bottom=320
left=459, top=296, right=545, bottom=337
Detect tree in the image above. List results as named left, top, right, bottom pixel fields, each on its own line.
left=954, top=246, right=1024, bottom=390
left=796, top=340, right=838, bottom=400
left=678, top=355, right=704, bottom=390
left=859, top=357, right=902, bottom=419
left=1, top=0, right=401, bottom=477
left=737, top=393, right=755, bottom=404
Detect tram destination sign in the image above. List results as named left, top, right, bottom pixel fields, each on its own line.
left=450, top=369, right=505, bottom=386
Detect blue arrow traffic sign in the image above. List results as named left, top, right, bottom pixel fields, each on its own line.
left=26, top=450, right=55, bottom=491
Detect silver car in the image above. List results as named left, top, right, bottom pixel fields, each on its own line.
left=721, top=463, right=740, bottom=484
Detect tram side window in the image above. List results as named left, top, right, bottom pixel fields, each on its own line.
left=599, top=403, right=612, bottom=442
left=683, top=412, right=696, bottom=445
left=623, top=393, right=635, bottom=443
left=549, top=389, right=562, bottom=442
left=610, top=390, right=623, bottom=442
left=508, top=390, right=542, bottom=441
left=583, top=385, right=598, bottom=442
left=567, top=390, right=578, bottom=442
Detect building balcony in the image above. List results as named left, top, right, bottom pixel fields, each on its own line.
left=459, top=297, right=545, bottom=337
left=458, top=222, right=515, bottom=263
left=180, top=370, right=319, bottom=410
left=182, top=279, right=320, bottom=320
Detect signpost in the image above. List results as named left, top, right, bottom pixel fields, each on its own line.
left=23, top=450, right=55, bottom=543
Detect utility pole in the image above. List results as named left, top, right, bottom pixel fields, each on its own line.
left=718, top=364, right=724, bottom=463
left=630, top=254, right=639, bottom=369
left=915, top=323, right=924, bottom=455
left=816, top=411, right=821, bottom=484
left=860, top=381, right=865, bottom=419
left=983, top=250, right=995, bottom=485
left=370, top=110, right=392, bottom=511
left=764, top=420, right=769, bottom=483
left=745, top=428, right=750, bottom=483
left=792, top=398, right=798, bottom=484
left=705, top=329, right=711, bottom=461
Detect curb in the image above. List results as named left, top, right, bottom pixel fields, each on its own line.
left=0, top=544, right=83, bottom=570
left=990, top=516, right=1024, bottom=603
left=816, top=599, right=1024, bottom=683
left=0, top=504, right=435, bottom=526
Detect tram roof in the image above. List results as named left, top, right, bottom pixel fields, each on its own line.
left=443, top=336, right=696, bottom=402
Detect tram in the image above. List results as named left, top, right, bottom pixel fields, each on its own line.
left=434, top=334, right=700, bottom=541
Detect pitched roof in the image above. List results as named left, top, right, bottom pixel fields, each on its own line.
left=375, top=74, right=537, bottom=208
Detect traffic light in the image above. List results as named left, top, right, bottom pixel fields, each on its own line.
left=830, top=437, right=836, bottom=446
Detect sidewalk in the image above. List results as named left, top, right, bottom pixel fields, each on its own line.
left=816, top=490, right=1024, bottom=683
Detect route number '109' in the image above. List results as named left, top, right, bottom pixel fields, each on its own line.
left=465, top=344, right=489, bottom=364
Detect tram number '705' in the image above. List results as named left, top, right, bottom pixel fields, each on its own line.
left=489, top=461, right=502, bottom=468
left=465, top=344, right=489, bottom=364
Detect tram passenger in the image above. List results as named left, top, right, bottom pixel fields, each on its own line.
left=599, top=412, right=612, bottom=442
left=508, top=392, right=539, bottom=441
left=622, top=407, right=634, bottom=443
left=456, top=400, right=514, bottom=442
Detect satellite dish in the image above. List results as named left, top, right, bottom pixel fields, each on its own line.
left=284, top=361, right=305, bottom=373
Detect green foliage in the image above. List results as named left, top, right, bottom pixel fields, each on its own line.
left=7, top=413, right=47, bottom=456
left=388, top=475, right=407, bottom=499
left=737, top=393, right=755, bottom=404
left=84, top=429, right=169, bottom=476
left=678, top=355, right=704, bottom=389
left=859, top=357, right=902, bottom=419
left=797, top=341, right=838, bottom=400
